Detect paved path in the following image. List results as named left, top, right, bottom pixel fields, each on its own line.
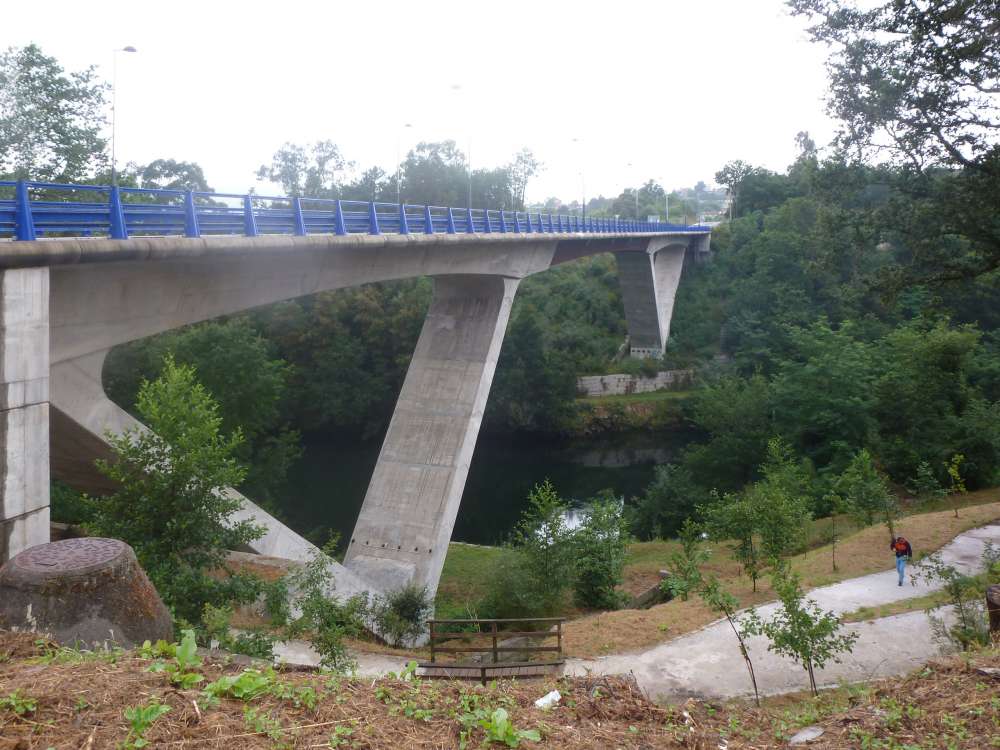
left=565, top=525, right=1000, bottom=701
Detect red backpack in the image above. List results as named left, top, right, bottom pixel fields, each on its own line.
left=894, top=537, right=909, bottom=553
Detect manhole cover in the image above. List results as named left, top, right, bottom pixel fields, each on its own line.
left=13, top=538, right=125, bottom=574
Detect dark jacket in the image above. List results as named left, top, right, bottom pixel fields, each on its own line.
left=891, top=538, right=913, bottom=559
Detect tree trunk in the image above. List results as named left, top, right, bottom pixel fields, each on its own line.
left=806, top=660, right=817, bottom=697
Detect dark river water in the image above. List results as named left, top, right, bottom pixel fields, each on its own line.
left=279, top=428, right=697, bottom=546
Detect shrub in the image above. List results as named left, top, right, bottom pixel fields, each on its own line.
left=372, top=584, right=433, bottom=647
left=572, top=494, right=631, bottom=610
left=283, top=541, right=368, bottom=673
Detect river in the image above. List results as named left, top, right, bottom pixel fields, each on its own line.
left=278, top=428, right=697, bottom=546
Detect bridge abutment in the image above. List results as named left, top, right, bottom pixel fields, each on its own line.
left=344, top=274, right=519, bottom=597
left=0, top=267, right=50, bottom=564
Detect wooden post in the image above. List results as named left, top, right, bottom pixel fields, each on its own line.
left=429, top=620, right=436, bottom=663
left=987, top=585, right=1000, bottom=635
left=491, top=621, right=499, bottom=664
left=557, top=620, right=563, bottom=658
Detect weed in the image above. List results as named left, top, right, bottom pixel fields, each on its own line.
left=243, top=706, right=290, bottom=749
left=328, top=724, right=355, bottom=747
left=0, top=689, right=37, bottom=715
left=122, top=699, right=170, bottom=749
left=459, top=705, right=540, bottom=748
left=147, top=629, right=204, bottom=689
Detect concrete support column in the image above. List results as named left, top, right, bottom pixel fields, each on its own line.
left=0, top=268, right=50, bottom=563
left=614, top=242, right=687, bottom=359
left=344, top=274, right=519, bottom=596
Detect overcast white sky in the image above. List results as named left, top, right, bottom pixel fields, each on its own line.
left=5, top=0, right=836, bottom=203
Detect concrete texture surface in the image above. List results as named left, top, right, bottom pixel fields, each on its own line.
left=566, top=525, right=1000, bottom=701
left=0, top=268, right=50, bottom=563
left=344, top=275, right=518, bottom=597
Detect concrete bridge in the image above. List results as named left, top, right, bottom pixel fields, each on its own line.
left=0, top=180, right=710, bottom=599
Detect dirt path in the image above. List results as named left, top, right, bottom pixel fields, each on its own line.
left=564, top=524, right=1000, bottom=701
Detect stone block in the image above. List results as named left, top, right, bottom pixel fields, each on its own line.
left=0, top=537, right=173, bottom=648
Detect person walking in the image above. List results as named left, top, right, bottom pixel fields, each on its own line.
left=891, top=536, right=913, bottom=586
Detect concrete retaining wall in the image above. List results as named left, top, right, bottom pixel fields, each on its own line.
left=577, top=370, right=693, bottom=397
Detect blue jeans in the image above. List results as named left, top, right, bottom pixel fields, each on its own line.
left=896, top=555, right=907, bottom=584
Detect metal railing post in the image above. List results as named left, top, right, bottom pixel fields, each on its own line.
left=446, top=207, right=457, bottom=234
left=399, top=203, right=410, bottom=234
left=368, top=202, right=380, bottom=235
left=292, top=196, right=307, bottom=236
left=514, top=212, right=522, bottom=232
left=499, top=209, right=507, bottom=233
left=482, top=209, right=492, bottom=233
left=14, top=181, right=36, bottom=241
left=466, top=207, right=475, bottom=234
left=525, top=212, right=533, bottom=233
left=243, top=195, right=259, bottom=237
left=334, top=200, right=348, bottom=235
left=424, top=205, right=435, bottom=234
left=184, top=191, right=200, bottom=238
left=109, top=185, right=128, bottom=239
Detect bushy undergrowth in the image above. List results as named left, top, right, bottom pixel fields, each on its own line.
left=478, top=481, right=631, bottom=620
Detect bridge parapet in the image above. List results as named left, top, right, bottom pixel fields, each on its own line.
left=0, top=180, right=710, bottom=243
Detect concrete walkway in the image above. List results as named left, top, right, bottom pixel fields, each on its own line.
left=565, top=524, right=1000, bottom=701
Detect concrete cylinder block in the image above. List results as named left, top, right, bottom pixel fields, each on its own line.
left=0, top=537, right=173, bottom=648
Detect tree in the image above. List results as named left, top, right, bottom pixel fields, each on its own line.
left=132, top=159, right=212, bottom=192
left=714, top=160, right=755, bottom=220
left=0, top=44, right=108, bottom=181
left=88, top=356, right=264, bottom=625
left=256, top=140, right=347, bottom=197
left=789, top=0, right=1000, bottom=282
left=631, top=463, right=701, bottom=540
left=662, top=529, right=761, bottom=706
left=572, top=494, right=631, bottom=610
left=702, top=439, right=812, bottom=591
left=507, top=148, right=541, bottom=211
left=834, top=449, right=899, bottom=541
left=743, top=563, right=858, bottom=696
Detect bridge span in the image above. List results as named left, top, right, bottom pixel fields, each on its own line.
left=0, top=180, right=711, bottom=600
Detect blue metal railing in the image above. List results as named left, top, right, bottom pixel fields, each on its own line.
left=0, top=180, right=711, bottom=242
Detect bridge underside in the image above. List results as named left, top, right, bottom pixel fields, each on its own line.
left=0, top=230, right=709, bottom=601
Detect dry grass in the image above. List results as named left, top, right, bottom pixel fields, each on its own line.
left=2, top=631, right=998, bottom=748
left=563, top=493, right=1000, bottom=658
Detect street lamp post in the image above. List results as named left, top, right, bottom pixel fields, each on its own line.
left=395, top=122, right=412, bottom=205
left=571, top=137, right=586, bottom=219
left=450, top=84, right=473, bottom=209
left=111, top=46, right=137, bottom=185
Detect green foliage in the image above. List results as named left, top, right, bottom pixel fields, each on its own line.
left=743, top=564, right=858, bottom=696
left=0, top=44, right=107, bottom=181
left=200, top=603, right=276, bottom=659
left=0, top=689, right=37, bottom=716
left=283, top=541, right=367, bottom=673
left=662, top=520, right=710, bottom=601
left=146, top=629, right=204, bottom=689
left=631, top=463, right=702, bottom=541
left=88, top=356, right=265, bottom=627
left=913, top=544, right=1000, bottom=651
left=701, top=439, right=813, bottom=590
left=371, top=584, right=433, bottom=647
left=459, top=706, right=540, bottom=749
left=103, top=319, right=301, bottom=509
left=906, top=462, right=946, bottom=505
left=49, top=480, right=92, bottom=525
left=833, top=449, right=899, bottom=540
left=122, top=699, right=171, bottom=749
left=572, top=494, right=631, bottom=609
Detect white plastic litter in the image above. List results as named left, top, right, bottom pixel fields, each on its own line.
left=534, top=690, right=561, bottom=709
